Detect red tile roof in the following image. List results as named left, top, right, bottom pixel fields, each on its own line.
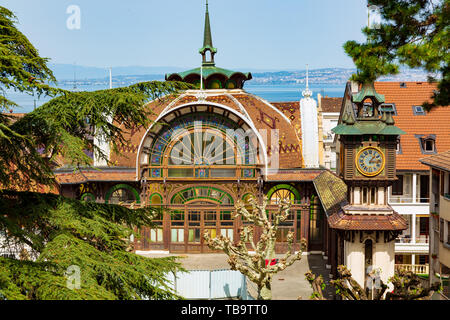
left=265, top=169, right=323, bottom=182
left=374, top=82, right=450, bottom=171
left=56, top=169, right=136, bottom=184
left=320, top=97, right=342, bottom=113
left=328, top=210, right=407, bottom=231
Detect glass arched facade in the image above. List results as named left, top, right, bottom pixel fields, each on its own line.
left=142, top=111, right=259, bottom=180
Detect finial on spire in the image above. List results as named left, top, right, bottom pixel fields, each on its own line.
left=199, top=0, right=217, bottom=66
left=302, top=64, right=312, bottom=98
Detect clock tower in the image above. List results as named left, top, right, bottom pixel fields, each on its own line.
left=330, top=82, right=407, bottom=294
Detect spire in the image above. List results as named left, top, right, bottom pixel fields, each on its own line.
left=203, top=1, right=212, bottom=49
left=199, top=0, right=217, bottom=66
left=302, top=64, right=312, bottom=98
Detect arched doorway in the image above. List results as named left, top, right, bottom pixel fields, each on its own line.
left=267, top=184, right=303, bottom=252
left=169, top=186, right=235, bottom=253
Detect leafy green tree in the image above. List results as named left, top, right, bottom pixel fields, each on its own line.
left=0, top=6, right=193, bottom=299
left=344, top=0, right=449, bottom=109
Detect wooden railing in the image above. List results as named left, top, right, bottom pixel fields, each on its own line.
left=395, top=264, right=429, bottom=274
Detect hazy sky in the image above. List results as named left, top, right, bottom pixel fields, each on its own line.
left=2, top=0, right=369, bottom=70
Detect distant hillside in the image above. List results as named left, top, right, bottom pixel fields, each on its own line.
left=51, top=63, right=431, bottom=88
left=49, top=64, right=185, bottom=81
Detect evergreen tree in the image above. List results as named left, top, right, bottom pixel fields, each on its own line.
left=0, top=191, right=185, bottom=300
left=0, top=6, right=193, bottom=299
left=344, top=0, right=449, bottom=109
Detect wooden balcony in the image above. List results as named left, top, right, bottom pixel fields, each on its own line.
left=395, top=264, right=429, bottom=275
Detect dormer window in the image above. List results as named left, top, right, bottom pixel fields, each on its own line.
left=413, top=105, right=426, bottom=115
left=379, top=103, right=397, bottom=116
left=424, top=139, right=435, bottom=152
left=416, top=134, right=437, bottom=154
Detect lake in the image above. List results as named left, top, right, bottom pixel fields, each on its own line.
left=5, top=83, right=346, bottom=113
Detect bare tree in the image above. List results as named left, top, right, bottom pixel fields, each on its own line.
left=204, top=195, right=307, bottom=300
left=306, top=265, right=441, bottom=300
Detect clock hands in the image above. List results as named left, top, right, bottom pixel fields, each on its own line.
left=368, top=156, right=381, bottom=165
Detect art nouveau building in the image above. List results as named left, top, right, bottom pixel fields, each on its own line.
left=54, top=3, right=342, bottom=255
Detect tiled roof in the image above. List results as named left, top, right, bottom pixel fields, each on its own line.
left=265, top=169, right=323, bottom=182
left=55, top=169, right=136, bottom=184
left=320, top=97, right=342, bottom=113
left=313, top=170, right=348, bottom=216
left=373, top=82, right=450, bottom=171
left=328, top=210, right=407, bottom=231
left=2, top=113, right=26, bottom=124
left=419, top=150, right=450, bottom=172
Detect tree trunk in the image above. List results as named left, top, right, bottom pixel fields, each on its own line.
left=258, top=279, right=272, bottom=300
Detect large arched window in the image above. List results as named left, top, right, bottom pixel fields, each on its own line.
left=105, top=184, right=140, bottom=205
left=142, top=109, right=260, bottom=180
left=267, top=184, right=300, bottom=205
left=170, top=186, right=234, bottom=205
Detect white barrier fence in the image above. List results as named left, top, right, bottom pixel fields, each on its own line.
left=166, top=269, right=253, bottom=300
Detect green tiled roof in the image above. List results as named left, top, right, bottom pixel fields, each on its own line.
left=165, top=66, right=252, bottom=82
left=332, top=120, right=405, bottom=135
left=352, top=82, right=385, bottom=103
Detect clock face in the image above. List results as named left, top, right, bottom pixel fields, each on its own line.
left=356, top=147, right=385, bottom=177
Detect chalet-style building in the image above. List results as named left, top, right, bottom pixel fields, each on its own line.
left=373, top=82, right=450, bottom=274
left=331, top=82, right=408, bottom=288
left=331, top=81, right=450, bottom=278
left=420, top=151, right=450, bottom=299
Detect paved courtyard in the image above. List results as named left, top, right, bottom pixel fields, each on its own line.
left=139, top=252, right=335, bottom=300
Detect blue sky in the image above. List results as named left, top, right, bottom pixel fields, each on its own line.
left=2, top=0, right=369, bottom=70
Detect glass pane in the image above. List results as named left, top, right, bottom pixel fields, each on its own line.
left=172, top=195, right=183, bottom=204
left=206, top=229, right=217, bottom=239
left=110, top=188, right=135, bottom=204
left=210, top=169, right=235, bottom=178
left=221, top=211, right=232, bottom=220
left=171, top=229, right=184, bottom=242
left=150, top=229, right=156, bottom=242
left=221, top=196, right=232, bottom=205
left=196, top=188, right=209, bottom=197
left=168, top=168, right=194, bottom=178
left=221, top=229, right=233, bottom=241
left=227, top=229, right=233, bottom=242
left=171, top=229, right=177, bottom=242
left=157, top=229, right=163, bottom=241
left=210, top=190, right=222, bottom=200
left=188, top=229, right=200, bottom=243
left=189, top=213, right=201, bottom=221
